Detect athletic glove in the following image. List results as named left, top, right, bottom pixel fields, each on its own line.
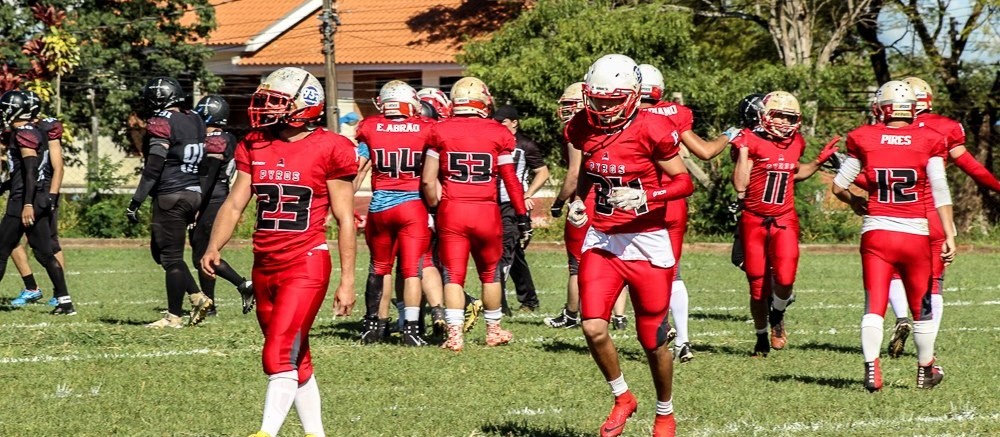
left=608, top=186, right=646, bottom=211
left=567, top=200, right=588, bottom=228
left=126, top=199, right=142, bottom=224
left=515, top=214, right=533, bottom=250
left=816, top=136, right=841, bottom=164
left=550, top=198, right=566, bottom=218
left=722, top=126, right=741, bottom=141
left=822, top=152, right=844, bottom=171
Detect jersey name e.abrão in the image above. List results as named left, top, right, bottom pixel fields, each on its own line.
left=846, top=123, right=945, bottom=219
left=356, top=114, right=433, bottom=193
left=235, top=128, right=357, bottom=265
left=426, top=117, right=516, bottom=204
left=731, top=129, right=806, bottom=217
left=565, top=110, right=681, bottom=234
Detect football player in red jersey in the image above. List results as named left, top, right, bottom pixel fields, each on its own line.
left=566, top=54, right=695, bottom=437
left=355, top=80, right=435, bottom=346
left=832, top=80, right=955, bottom=392
left=201, top=67, right=357, bottom=437
left=420, top=76, right=531, bottom=352
left=731, top=91, right=839, bottom=357
left=880, top=77, right=1000, bottom=358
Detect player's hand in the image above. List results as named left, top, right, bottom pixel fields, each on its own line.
left=427, top=213, right=436, bottom=232
left=200, top=249, right=221, bottom=278
left=524, top=197, right=535, bottom=212
left=941, top=236, right=957, bottom=266
left=550, top=198, right=566, bottom=218
left=817, top=136, right=841, bottom=164
left=848, top=195, right=868, bottom=217
left=722, top=126, right=740, bottom=141
left=125, top=199, right=141, bottom=224
left=21, top=204, right=34, bottom=227
left=567, top=200, right=588, bottom=227
left=333, top=283, right=356, bottom=317
left=608, top=186, right=646, bottom=211
left=515, top=214, right=533, bottom=250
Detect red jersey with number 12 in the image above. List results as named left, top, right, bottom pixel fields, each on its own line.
left=425, top=117, right=516, bottom=204
left=731, top=129, right=805, bottom=217
left=235, top=128, right=358, bottom=265
left=356, top=115, right=434, bottom=192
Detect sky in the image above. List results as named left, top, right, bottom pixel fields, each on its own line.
left=877, top=0, right=999, bottom=63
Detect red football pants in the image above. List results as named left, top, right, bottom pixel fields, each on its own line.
left=579, top=248, right=674, bottom=351
left=665, top=199, right=687, bottom=281
left=564, top=216, right=587, bottom=276
left=891, top=210, right=945, bottom=295
left=437, top=200, right=502, bottom=286
left=862, top=230, right=934, bottom=321
left=252, top=249, right=331, bottom=381
left=740, top=211, right=800, bottom=300
left=365, top=200, right=430, bottom=278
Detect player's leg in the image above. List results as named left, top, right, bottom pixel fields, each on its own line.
left=610, top=290, right=628, bottom=330
left=149, top=193, right=205, bottom=327
left=579, top=249, right=633, bottom=437
left=767, top=215, right=800, bottom=350
left=436, top=201, right=472, bottom=350
left=9, top=240, right=43, bottom=307
left=510, top=242, right=539, bottom=312
left=0, top=215, right=28, bottom=297
left=545, top=218, right=585, bottom=328
left=497, top=202, right=517, bottom=316
left=190, top=207, right=217, bottom=303
left=361, top=210, right=395, bottom=344
left=49, top=198, right=65, bottom=269
left=896, top=234, right=943, bottom=388
left=24, top=209, right=74, bottom=315
left=859, top=231, right=896, bottom=392
left=421, top=245, right=447, bottom=335
left=927, top=213, right=947, bottom=331
left=886, top=272, right=912, bottom=358
left=471, top=204, right=510, bottom=346
left=740, top=213, right=770, bottom=356
left=666, top=201, right=691, bottom=362
left=286, top=254, right=332, bottom=437
left=626, top=261, right=676, bottom=436
left=397, top=201, right=431, bottom=346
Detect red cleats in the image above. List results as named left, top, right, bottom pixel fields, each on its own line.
left=652, top=414, right=676, bottom=437
left=600, top=391, right=637, bottom=437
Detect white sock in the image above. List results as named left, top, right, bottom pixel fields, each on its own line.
left=607, top=373, right=628, bottom=397
left=656, top=398, right=674, bottom=416
left=931, top=294, right=944, bottom=330
left=888, top=279, right=909, bottom=319
left=913, top=319, right=937, bottom=366
left=294, top=376, right=325, bottom=437
left=261, top=371, right=298, bottom=436
left=445, top=309, right=464, bottom=327
left=772, top=293, right=794, bottom=311
left=755, top=328, right=767, bottom=335
left=484, top=308, right=503, bottom=325
left=403, top=306, right=420, bottom=322
left=860, top=314, right=884, bottom=362
left=670, top=280, right=689, bottom=344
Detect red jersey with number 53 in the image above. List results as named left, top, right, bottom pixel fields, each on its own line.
left=235, top=128, right=358, bottom=265
left=356, top=115, right=433, bottom=192
left=731, top=129, right=805, bottom=217
left=425, top=117, right=516, bottom=203
left=565, top=110, right=681, bottom=234
left=846, top=123, right=946, bottom=219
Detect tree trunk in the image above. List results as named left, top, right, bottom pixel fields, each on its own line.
left=855, top=0, right=891, bottom=84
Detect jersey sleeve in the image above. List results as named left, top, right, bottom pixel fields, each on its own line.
left=646, top=118, right=681, bottom=161
left=564, top=114, right=584, bottom=150
left=14, top=127, right=42, bottom=151
left=497, top=129, right=517, bottom=157
left=424, top=125, right=441, bottom=159
left=145, top=117, right=171, bottom=141
left=205, top=134, right=228, bottom=154
left=44, top=119, right=63, bottom=140
left=326, top=135, right=359, bottom=180
left=675, top=105, right=694, bottom=133
left=729, top=128, right=752, bottom=149
left=945, top=120, right=966, bottom=151
left=235, top=138, right=252, bottom=174
left=521, top=137, right=546, bottom=170
left=845, top=130, right=863, bottom=159
left=354, top=119, right=369, bottom=144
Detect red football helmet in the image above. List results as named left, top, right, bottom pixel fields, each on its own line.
left=248, top=67, right=325, bottom=128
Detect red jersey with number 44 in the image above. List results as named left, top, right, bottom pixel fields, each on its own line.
left=235, top=128, right=358, bottom=265
left=565, top=110, right=681, bottom=234
left=425, top=117, right=516, bottom=203
left=731, top=129, right=805, bottom=217
left=641, top=101, right=694, bottom=133
left=356, top=115, right=433, bottom=192
left=846, top=123, right=945, bottom=219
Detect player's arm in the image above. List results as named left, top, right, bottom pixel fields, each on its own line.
left=20, top=147, right=39, bottom=227
left=525, top=165, right=549, bottom=210
left=48, top=139, right=64, bottom=197
left=831, top=155, right=868, bottom=216
left=498, top=154, right=528, bottom=215
left=795, top=136, right=841, bottom=181
left=128, top=130, right=169, bottom=220
left=680, top=129, right=734, bottom=160
left=607, top=156, right=693, bottom=212
left=421, top=151, right=441, bottom=209
left=949, top=145, right=1000, bottom=193
left=201, top=170, right=253, bottom=277
left=927, top=156, right=957, bottom=263
left=732, top=147, right=751, bottom=198
left=197, top=153, right=224, bottom=212
left=551, top=147, right=582, bottom=216
left=328, top=176, right=357, bottom=316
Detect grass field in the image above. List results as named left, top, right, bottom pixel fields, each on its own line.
left=1, top=243, right=999, bottom=437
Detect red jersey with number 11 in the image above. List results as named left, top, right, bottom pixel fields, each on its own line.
left=356, top=114, right=434, bottom=192
left=425, top=117, right=516, bottom=204
left=235, top=128, right=357, bottom=265
left=731, top=129, right=805, bottom=217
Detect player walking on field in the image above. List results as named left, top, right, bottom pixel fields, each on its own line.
left=421, top=76, right=532, bottom=352
left=730, top=91, right=839, bottom=356
left=201, top=67, right=358, bottom=437
left=832, top=80, right=955, bottom=392
left=566, top=54, right=694, bottom=437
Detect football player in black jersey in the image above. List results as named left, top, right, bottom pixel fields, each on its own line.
left=190, top=95, right=254, bottom=315
left=128, top=77, right=212, bottom=328
left=0, top=90, right=76, bottom=315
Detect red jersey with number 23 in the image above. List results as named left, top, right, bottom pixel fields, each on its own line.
left=425, top=117, right=516, bottom=203
left=565, top=110, right=681, bottom=234
left=731, top=129, right=806, bottom=217
left=355, top=115, right=434, bottom=192
left=235, top=128, right=358, bottom=265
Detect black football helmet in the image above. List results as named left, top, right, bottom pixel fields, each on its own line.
left=21, top=90, right=42, bottom=119
left=194, top=95, right=230, bottom=126
left=0, top=90, right=31, bottom=127
left=738, top=93, right=766, bottom=129
left=143, top=77, right=185, bottom=111
left=419, top=99, right=441, bottom=120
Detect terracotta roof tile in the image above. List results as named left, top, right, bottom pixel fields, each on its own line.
left=205, top=0, right=310, bottom=46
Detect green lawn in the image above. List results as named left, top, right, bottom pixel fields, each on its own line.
left=1, top=244, right=999, bottom=436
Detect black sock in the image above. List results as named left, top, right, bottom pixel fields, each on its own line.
left=165, top=265, right=189, bottom=316
left=213, top=259, right=245, bottom=287
left=22, top=274, right=38, bottom=291
left=364, top=272, right=384, bottom=318
left=42, top=261, right=68, bottom=299
left=198, top=272, right=216, bottom=301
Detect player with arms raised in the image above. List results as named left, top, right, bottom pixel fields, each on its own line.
left=832, top=80, right=954, bottom=392
left=201, top=67, right=357, bottom=437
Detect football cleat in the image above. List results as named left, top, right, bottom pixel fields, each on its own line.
left=611, top=315, right=628, bottom=331
left=887, top=317, right=912, bottom=358
left=237, top=280, right=255, bottom=315
left=600, top=391, right=637, bottom=437
left=10, top=289, right=42, bottom=307
left=430, top=305, right=447, bottom=337
left=666, top=327, right=677, bottom=344
left=485, top=323, right=513, bottom=347
left=441, top=325, right=464, bottom=352
left=652, top=414, right=677, bottom=437
left=674, top=342, right=693, bottom=363
left=50, top=303, right=77, bottom=316
left=916, top=362, right=944, bottom=389
left=205, top=304, right=218, bottom=318
left=360, top=316, right=388, bottom=345
left=770, top=321, right=788, bottom=350
left=544, top=308, right=580, bottom=329
left=463, top=297, right=483, bottom=333
left=147, top=313, right=183, bottom=328
left=864, top=359, right=883, bottom=392
left=517, top=304, right=537, bottom=313
left=188, top=292, right=213, bottom=326
left=401, top=321, right=428, bottom=347
left=753, top=332, right=770, bottom=357
left=47, top=297, right=58, bottom=306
